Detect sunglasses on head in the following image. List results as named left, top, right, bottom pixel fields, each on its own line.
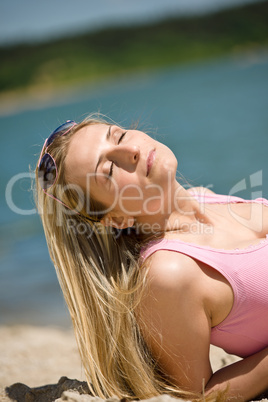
left=37, top=120, right=83, bottom=214
left=38, top=120, right=77, bottom=190
left=37, top=120, right=101, bottom=223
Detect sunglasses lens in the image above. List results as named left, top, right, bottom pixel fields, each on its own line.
left=38, top=120, right=76, bottom=191
left=38, top=154, right=57, bottom=190
left=46, top=120, right=76, bottom=147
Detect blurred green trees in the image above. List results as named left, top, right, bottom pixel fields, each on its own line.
left=0, top=1, right=267, bottom=94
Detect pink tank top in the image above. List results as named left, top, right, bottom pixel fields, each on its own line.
left=141, top=194, right=268, bottom=358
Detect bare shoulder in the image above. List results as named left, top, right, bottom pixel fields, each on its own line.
left=144, top=249, right=203, bottom=292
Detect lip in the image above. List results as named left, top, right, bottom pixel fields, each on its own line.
left=146, top=149, right=156, bottom=177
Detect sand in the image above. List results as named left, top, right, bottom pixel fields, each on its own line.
left=0, top=325, right=267, bottom=402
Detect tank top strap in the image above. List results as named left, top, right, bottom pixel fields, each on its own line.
left=189, top=191, right=268, bottom=206
left=189, top=192, right=244, bottom=204
left=141, top=237, right=234, bottom=273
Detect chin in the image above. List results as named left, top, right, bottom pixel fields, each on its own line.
left=156, top=157, right=177, bottom=189
left=163, top=150, right=177, bottom=174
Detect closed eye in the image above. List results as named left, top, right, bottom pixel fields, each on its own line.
left=109, top=161, right=114, bottom=177
left=109, top=131, right=127, bottom=176
left=118, top=131, right=127, bottom=144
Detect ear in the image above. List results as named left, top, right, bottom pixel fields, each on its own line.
left=101, top=214, right=134, bottom=229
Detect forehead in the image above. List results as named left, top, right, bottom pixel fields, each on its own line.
left=71, top=123, right=108, bottom=145
left=69, top=122, right=108, bottom=155
left=65, top=123, right=108, bottom=184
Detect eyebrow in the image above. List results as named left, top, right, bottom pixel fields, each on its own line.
left=94, top=125, right=112, bottom=183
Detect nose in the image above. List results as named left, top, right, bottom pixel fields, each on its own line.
left=107, top=144, right=140, bottom=171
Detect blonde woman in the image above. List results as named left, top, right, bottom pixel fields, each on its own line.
left=35, top=116, right=268, bottom=401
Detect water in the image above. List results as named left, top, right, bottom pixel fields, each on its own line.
left=0, top=54, right=268, bottom=327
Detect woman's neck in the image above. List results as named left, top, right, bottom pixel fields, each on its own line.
left=134, top=184, right=211, bottom=238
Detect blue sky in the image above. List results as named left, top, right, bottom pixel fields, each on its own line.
left=0, top=0, right=262, bottom=45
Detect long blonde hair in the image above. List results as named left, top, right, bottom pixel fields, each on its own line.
left=35, top=115, right=222, bottom=401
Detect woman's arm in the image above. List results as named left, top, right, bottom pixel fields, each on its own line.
left=139, top=251, right=268, bottom=400
left=206, top=347, right=268, bottom=400
left=138, top=251, right=213, bottom=392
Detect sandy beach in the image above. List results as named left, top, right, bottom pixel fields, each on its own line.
left=0, top=325, right=85, bottom=401
left=0, top=325, right=267, bottom=402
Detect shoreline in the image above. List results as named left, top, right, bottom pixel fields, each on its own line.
left=2, top=324, right=266, bottom=402
left=1, top=48, right=267, bottom=118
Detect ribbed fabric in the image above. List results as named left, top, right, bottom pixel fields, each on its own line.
left=141, top=194, right=268, bottom=358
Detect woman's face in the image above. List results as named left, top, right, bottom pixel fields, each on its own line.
left=65, top=124, right=178, bottom=220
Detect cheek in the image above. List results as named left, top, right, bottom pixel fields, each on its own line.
left=116, top=185, right=167, bottom=216
left=114, top=170, right=139, bottom=193
left=117, top=183, right=142, bottom=213
left=115, top=179, right=167, bottom=216
left=108, top=174, right=142, bottom=215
